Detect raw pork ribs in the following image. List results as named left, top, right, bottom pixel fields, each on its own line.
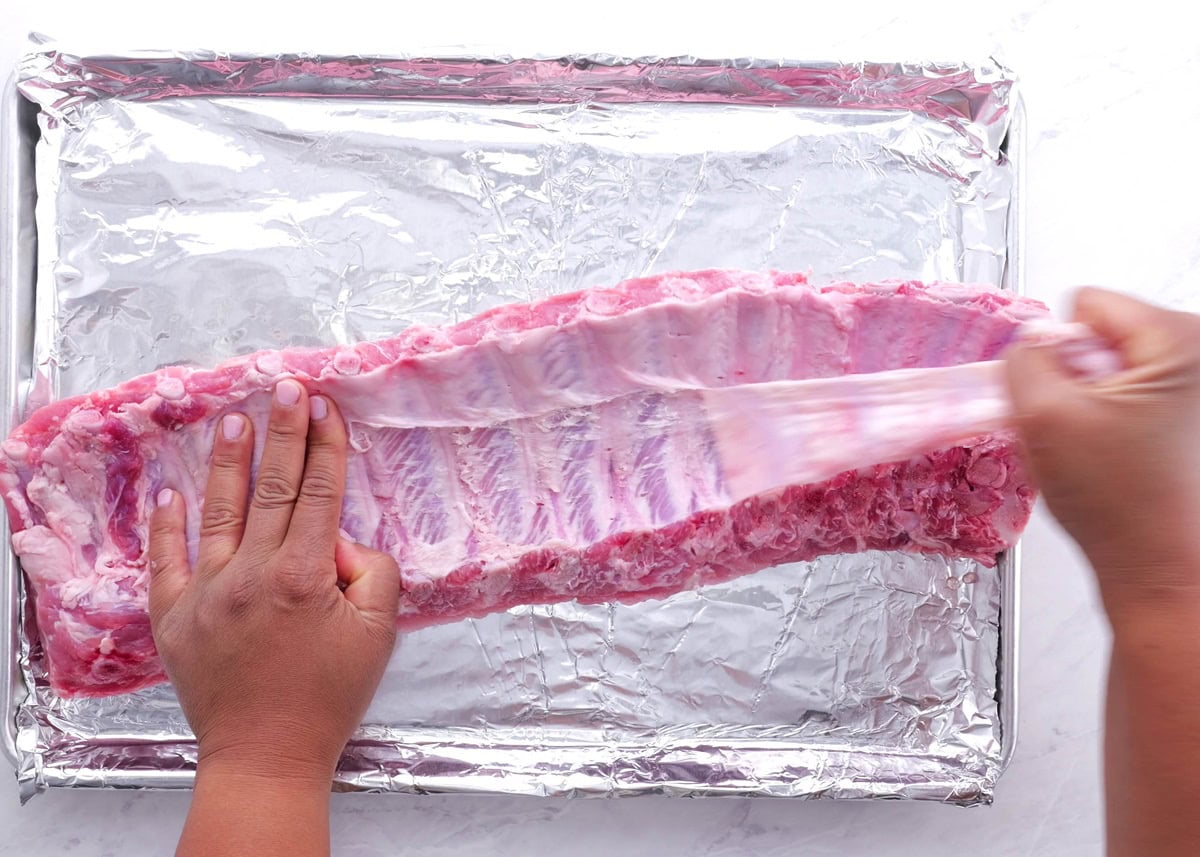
left=1, top=270, right=1046, bottom=696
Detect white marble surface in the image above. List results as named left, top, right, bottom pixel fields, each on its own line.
left=3, top=2, right=1197, bottom=854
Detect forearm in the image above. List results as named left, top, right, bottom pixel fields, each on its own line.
left=1103, top=594, right=1200, bottom=857
left=177, top=760, right=332, bottom=857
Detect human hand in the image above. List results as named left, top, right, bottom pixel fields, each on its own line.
left=1005, top=288, right=1200, bottom=623
left=148, top=379, right=400, bottom=785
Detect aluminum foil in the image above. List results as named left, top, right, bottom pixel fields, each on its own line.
left=3, top=45, right=1022, bottom=803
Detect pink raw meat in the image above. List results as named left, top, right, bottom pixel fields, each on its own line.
left=0, top=270, right=1047, bottom=697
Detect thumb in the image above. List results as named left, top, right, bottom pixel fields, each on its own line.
left=148, top=488, right=190, bottom=626
left=335, top=533, right=401, bottom=630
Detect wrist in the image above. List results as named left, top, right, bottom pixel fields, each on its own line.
left=1100, top=581, right=1200, bottom=648
left=1085, top=538, right=1200, bottom=624
left=196, top=739, right=339, bottom=793
left=196, top=755, right=334, bottom=802
left=186, top=745, right=334, bottom=857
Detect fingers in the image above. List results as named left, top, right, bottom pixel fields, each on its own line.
left=1003, top=338, right=1087, bottom=436
left=335, top=535, right=401, bottom=631
left=242, top=380, right=310, bottom=556
left=148, top=488, right=190, bottom=626
left=197, top=413, right=254, bottom=571
left=284, top=395, right=348, bottom=563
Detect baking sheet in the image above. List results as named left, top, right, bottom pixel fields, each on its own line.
left=2, top=48, right=1022, bottom=802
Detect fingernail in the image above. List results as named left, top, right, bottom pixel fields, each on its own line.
left=275, top=379, right=302, bottom=407
left=221, top=414, right=243, bottom=440
left=156, top=488, right=174, bottom=508
left=310, top=396, right=328, bottom=421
